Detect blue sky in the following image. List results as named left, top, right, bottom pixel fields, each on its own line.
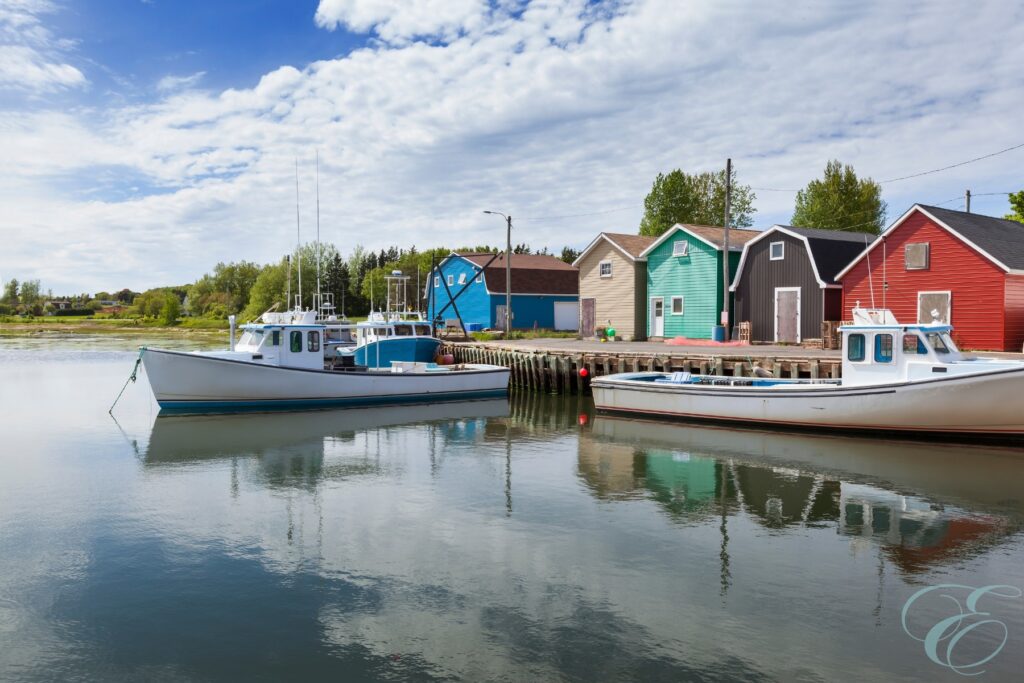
left=1, top=0, right=1023, bottom=293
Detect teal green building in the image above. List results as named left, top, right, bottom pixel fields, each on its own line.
left=640, top=224, right=760, bottom=339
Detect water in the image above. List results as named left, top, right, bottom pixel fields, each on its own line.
left=1, top=335, right=1023, bottom=682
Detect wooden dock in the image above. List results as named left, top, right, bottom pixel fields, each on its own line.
left=441, top=340, right=842, bottom=394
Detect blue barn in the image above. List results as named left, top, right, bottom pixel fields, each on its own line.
left=427, top=252, right=579, bottom=331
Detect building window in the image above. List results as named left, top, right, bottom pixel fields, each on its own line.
left=290, top=331, right=302, bottom=353
left=770, top=242, right=785, bottom=260
left=874, top=334, right=893, bottom=363
left=434, top=276, right=439, bottom=288
left=458, top=273, right=467, bottom=285
left=475, top=274, right=482, bottom=283
left=673, top=241, right=689, bottom=257
left=847, top=333, right=865, bottom=362
left=905, top=243, right=929, bottom=270
left=447, top=275, right=454, bottom=286
left=671, top=296, right=684, bottom=315
left=599, top=261, right=612, bottom=278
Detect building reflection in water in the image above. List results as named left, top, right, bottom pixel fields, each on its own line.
left=584, top=415, right=1022, bottom=578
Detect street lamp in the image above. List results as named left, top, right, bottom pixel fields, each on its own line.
left=483, top=210, right=512, bottom=333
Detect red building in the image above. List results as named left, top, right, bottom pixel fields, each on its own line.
left=836, top=204, right=1024, bottom=352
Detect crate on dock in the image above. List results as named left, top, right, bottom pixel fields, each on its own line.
left=821, top=320, right=842, bottom=350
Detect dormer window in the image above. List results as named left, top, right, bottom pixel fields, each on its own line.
left=770, top=242, right=785, bottom=260
left=905, top=243, right=929, bottom=270
left=599, top=261, right=612, bottom=277
left=447, top=275, right=454, bottom=286
left=673, top=241, right=689, bottom=257
left=434, top=276, right=440, bottom=288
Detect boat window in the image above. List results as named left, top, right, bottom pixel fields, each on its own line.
left=847, top=334, right=865, bottom=362
left=415, top=324, right=431, bottom=336
left=290, top=331, right=302, bottom=353
left=874, top=334, right=894, bottom=363
left=270, top=330, right=280, bottom=346
left=902, top=334, right=925, bottom=354
left=308, top=331, right=320, bottom=352
left=926, top=332, right=952, bottom=354
left=237, top=331, right=253, bottom=347
left=394, top=324, right=413, bottom=336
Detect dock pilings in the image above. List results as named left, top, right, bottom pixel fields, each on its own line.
left=441, top=343, right=841, bottom=395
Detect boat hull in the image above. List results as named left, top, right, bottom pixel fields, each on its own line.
left=141, top=348, right=509, bottom=413
left=591, top=368, right=1024, bottom=437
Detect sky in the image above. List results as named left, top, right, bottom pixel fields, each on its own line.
left=1, top=0, right=1023, bottom=294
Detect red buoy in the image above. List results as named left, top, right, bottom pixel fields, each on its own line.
left=579, top=367, right=589, bottom=377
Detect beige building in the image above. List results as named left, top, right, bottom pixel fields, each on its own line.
left=573, top=232, right=654, bottom=340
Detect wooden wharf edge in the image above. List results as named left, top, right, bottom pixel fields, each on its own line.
left=440, top=340, right=842, bottom=395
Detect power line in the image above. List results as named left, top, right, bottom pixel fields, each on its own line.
left=879, top=142, right=1024, bottom=183
left=517, top=204, right=638, bottom=222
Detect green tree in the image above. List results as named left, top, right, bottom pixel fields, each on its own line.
left=2, top=279, right=17, bottom=306
left=639, top=168, right=756, bottom=237
left=242, top=259, right=289, bottom=320
left=1005, top=190, right=1024, bottom=224
left=791, top=160, right=887, bottom=234
left=560, top=246, right=580, bottom=264
left=160, top=293, right=181, bottom=325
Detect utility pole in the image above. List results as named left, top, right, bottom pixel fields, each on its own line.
left=505, top=214, right=512, bottom=333
left=483, top=210, right=514, bottom=333
left=722, top=158, right=732, bottom=341
left=965, top=189, right=971, bottom=213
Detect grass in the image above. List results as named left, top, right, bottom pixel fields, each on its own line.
left=471, top=330, right=578, bottom=342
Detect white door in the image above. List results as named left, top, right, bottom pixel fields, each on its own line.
left=774, top=287, right=801, bottom=343
left=554, top=301, right=578, bottom=331
left=495, top=305, right=508, bottom=330
left=650, top=297, right=664, bottom=337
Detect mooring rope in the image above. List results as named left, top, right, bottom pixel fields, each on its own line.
left=109, top=347, right=146, bottom=415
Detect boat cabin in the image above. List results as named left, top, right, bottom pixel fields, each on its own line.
left=837, top=308, right=998, bottom=387
left=233, top=324, right=327, bottom=370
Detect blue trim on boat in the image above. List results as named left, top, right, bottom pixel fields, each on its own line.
left=157, top=388, right=508, bottom=414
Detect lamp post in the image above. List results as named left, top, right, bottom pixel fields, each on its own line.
left=483, top=210, right=512, bottom=333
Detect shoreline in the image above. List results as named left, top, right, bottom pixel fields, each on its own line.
left=0, top=321, right=228, bottom=339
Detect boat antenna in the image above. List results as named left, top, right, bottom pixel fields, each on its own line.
left=286, top=254, right=292, bottom=309
left=315, top=149, right=322, bottom=314
left=295, top=158, right=302, bottom=311
left=865, top=232, right=876, bottom=309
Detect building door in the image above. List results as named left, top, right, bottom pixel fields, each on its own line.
left=774, top=287, right=800, bottom=343
left=495, top=305, right=508, bottom=331
left=580, top=298, right=596, bottom=337
left=650, top=297, right=664, bottom=337
left=554, top=301, right=579, bottom=331
left=917, top=291, right=951, bottom=324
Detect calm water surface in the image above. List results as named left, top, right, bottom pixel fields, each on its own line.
left=1, top=335, right=1023, bottom=682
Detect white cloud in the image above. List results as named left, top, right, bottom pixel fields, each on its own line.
left=314, top=0, right=490, bottom=42
left=3, top=0, right=1024, bottom=293
left=156, top=70, right=206, bottom=92
left=0, top=0, right=86, bottom=92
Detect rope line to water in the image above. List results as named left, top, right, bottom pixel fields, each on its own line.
left=109, top=347, right=145, bottom=415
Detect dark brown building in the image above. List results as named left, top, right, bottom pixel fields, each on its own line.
left=730, top=225, right=866, bottom=343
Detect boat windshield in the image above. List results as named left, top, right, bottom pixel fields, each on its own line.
left=237, top=330, right=263, bottom=347
left=925, top=331, right=955, bottom=354
left=415, top=324, right=431, bottom=336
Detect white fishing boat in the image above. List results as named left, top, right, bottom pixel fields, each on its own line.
left=591, top=308, right=1024, bottom=438
left=140, top=310, right=507, bottom=412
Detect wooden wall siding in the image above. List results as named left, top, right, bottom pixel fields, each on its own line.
left=1003, top=274, right=1024, bottom=352
left=634, top=261, right=648, bottom=341
left=734, top=233, right=825, bottom=342
left=577, top=240, right=639, bottom=339
left=841, top=212, right=1007, bottom=350
left=647, top=231, right=728, bottom=339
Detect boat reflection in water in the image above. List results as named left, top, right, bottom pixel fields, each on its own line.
left=145, top=399, right=511, bottom=483
left=584, top=415, right=1023, bottom=576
